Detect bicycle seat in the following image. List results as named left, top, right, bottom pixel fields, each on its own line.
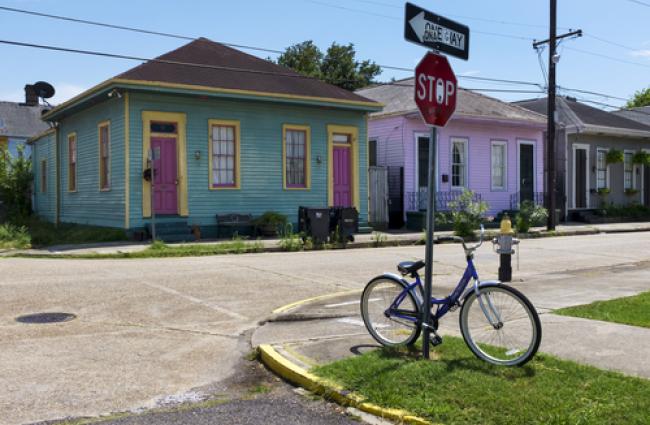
left=397, top=260, right=425, bottom=276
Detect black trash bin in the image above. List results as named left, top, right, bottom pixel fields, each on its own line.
left=329, top=206, right=359, bottom=242
left=298, top=206, right=330, bottom=243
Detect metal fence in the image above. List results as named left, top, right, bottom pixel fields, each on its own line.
left=406, top=191, right=483, bottom=212
left=509, top=192, right=545, bottom=210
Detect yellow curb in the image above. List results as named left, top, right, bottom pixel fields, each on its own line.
left=271, top=289, right=361, bottom=314
left=259, top=344, right=435, bottom=425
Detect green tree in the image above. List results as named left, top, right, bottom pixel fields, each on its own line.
left=277, top=41, right=381, bottom=91
left=626, top=87, right=650, bottom=108
left=0, top=144, right=32, bottom=219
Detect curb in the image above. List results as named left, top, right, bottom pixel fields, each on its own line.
left=258, top=344, right=433, bottom=425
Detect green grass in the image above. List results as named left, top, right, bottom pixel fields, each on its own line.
left=313, top=337, right=650, bottom=425
left=0, top=223, right=31, bottom=249
left=555, top=291, right=650, bottom=328
left=12, top=239, right=265, bottom=259
left=6, top=216, right=128, bottom=248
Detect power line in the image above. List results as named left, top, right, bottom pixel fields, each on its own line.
left=565, top=46, right=650, bottom=69
left=626, top=0, right=650, bottom=8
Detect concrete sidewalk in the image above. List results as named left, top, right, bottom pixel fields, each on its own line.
left=8, top=220, right=650, bottom=256
left=253, top=259, right=650, bottom=379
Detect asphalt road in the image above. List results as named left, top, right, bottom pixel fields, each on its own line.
left=2, top=231, right=650, bottom=424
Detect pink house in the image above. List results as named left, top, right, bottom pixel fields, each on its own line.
left=357, top=79, right=546, bottom=228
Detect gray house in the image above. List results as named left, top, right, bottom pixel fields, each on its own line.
left=515, top=97, right=650, bottom=220
left=0, top=96, right=50, bottom=157
left=613, top=106, right=650, bottom=127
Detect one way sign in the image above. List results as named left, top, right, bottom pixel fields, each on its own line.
left=404, top=2, right=470, bottom=60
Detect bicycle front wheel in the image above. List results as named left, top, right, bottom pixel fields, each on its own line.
left=361, top=277, right=421, bottom=347
left=459, top=284, right=541, bottom=366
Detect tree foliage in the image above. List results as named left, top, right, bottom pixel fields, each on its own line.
left=626, top=87, right=650, bottom=108
left=0, top=144, right=32, bottom=219
left=277, top=41, right=381, bottom=91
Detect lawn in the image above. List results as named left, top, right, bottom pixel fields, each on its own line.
left=555, top=291, right=650, bottom=328
left=313, top=337, right=650, bottom=425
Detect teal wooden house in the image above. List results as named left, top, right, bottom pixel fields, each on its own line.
left=30, top=38, right=381, bottom=239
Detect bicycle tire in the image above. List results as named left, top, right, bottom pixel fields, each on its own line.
left=459, top=283, right=541, bottom=366
left=361, top=276, right=421, bottom=347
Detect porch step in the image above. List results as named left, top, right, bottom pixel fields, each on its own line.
left=145, top=221, right=192, bottom=242
left=358, top=226, right=373, bottom=234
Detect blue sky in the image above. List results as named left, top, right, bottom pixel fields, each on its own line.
left=1, top=0, right=649, bottom=108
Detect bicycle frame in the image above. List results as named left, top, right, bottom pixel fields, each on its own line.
left=389, top=257, right=488, bottom=324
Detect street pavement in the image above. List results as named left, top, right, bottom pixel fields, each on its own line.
left=1, top=232, right=650, bottom=424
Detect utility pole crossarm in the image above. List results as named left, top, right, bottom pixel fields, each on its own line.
left=533, top=29, right=582, bottom=49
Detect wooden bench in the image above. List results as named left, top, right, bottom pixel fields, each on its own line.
left=216, top=213, right=256, bottom=238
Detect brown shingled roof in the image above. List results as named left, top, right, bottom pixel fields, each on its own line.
left=117, top=37, right=378, bottom=105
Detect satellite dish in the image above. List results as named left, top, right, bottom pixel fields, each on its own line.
left=33, top=81, right=55, bottom=99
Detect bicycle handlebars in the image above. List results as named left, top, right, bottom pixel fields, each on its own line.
left=436, top=225, right=486, bottom=254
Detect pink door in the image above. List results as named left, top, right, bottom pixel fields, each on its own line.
left=333, top=146, right=352, bottom=207
left=152, top=137, right=178, bottom=215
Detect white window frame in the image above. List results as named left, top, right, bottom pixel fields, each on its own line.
left=624, top=150, right=636, bottom=191
left=450, top=137, right=468, bottom=190
left=572, top=143, right=590, bottom=209
left=596, top=147, right=609, bottom=190
left=490, top=140, right=507, bottom=191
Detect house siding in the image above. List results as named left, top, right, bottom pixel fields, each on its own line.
left=127, top=92, right=368, bottom=230
left=566, top=133, right=650, bottom=209
left=371, top=114, right=544, bottom=216
left=57, top=97, right=125, bottom=227
left=31, top=132, right=57, bottom=222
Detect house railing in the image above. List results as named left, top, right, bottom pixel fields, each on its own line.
left=407, top=191, right=483, bottom=212
left=509, top=192, right=545, bottom=210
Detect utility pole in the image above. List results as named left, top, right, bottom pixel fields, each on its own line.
left=533, top=1, right=581, bottom=231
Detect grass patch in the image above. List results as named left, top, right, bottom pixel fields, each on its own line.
left=555, top=291, right=650, bottom=328
left=12, top=239, right=265, bottom=259
left=7, top=216, right=128, bottom=248
left=313, top=337, right=650, bottom=425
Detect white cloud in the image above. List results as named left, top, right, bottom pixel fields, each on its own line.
left=50, top=83, right=88, bottom=105
left=630, top=49, right=650, bottom=58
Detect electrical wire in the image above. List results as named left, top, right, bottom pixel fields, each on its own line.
left=626, top=0, right=650, bottom=8
left=565, top=46, right=650, bottom=69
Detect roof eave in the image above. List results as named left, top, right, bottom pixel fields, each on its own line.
left=581, top=125, right=650, bottom=139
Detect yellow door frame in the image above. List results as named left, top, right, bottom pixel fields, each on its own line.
left=327, top=124, right=359, bottom=210
left=141, top=111, right=188, bottom=218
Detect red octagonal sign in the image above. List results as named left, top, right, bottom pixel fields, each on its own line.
left=414, top=52, right=457, bottom=127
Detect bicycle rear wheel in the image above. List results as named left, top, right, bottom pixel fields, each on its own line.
left=361, top=277, right=421, bottom=347
left=459, top=284, right=541, bottom=366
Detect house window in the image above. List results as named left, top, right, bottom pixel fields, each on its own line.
left=368, top=139, right=377, bottom=167
left=99, top=122, right=110, bottom=190
left=68, top=133, right=77, bottom=192
left=624, top=151, right=634, bottom=190
left=210, top=121, right=239, bottom=188
left=284, top=126, right=310, bottom=189
left=451, top=138, right=468, bottom=188
left=491, top=141, right=507, bottom=190
left=417, top=136, right=430, bottom=190
left=596, top=148, right=608, bottom=190
left=40, top=160, right=47, bottom=193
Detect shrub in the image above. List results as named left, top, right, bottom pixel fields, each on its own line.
left=254, top=211, right=288, bottom=236
left=515, top=201, right=548, bottom=233
left=448, top=189, right=489, bottom=238
left=0, top=223, right=31, bottom=249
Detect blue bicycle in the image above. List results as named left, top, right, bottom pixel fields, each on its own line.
left=361, top=227, right=541, bottom=366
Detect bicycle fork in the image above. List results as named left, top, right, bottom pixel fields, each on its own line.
left=473, top=282, right=503, bottom=329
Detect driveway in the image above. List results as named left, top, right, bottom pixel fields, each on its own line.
left=1, top=232, right=649, bottom=424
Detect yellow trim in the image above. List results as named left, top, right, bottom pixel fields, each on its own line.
left=97, top=120, right=111, bottom=191
left=27, top=127, right=56, bottom=143
left=124, top=93, right=130, bottom=229
left=327, top=125, right=360, bottom=210
left=42, top=78, right=382, bottom=120
left=282, top=124, right=311, bottom=190
left=208, top=119, right=241, bottom=190
left=67, top=132, right=77, bottom=192
left=141, top=111, right=188, bottom=217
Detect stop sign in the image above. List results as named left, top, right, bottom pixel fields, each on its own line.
left=414, top=52, right=457, bottom=127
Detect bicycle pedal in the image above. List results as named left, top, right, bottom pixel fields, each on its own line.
left=429, top=335, right=443, bottom=347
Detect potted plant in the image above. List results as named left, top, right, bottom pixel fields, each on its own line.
left=606, top=149, right=624, bottom=165
left=254, top=211, right=288, bottom=237
left=597, top=187, right=611, bottom=196
left=625, top=188, right=639, bottom=196
left=632, top=150, right=650, bottom=166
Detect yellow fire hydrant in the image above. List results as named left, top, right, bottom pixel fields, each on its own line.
left=492, top=214, right=519, bottom=282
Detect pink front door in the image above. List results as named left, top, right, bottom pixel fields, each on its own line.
left=333, top=146, right=352, bottom=207
left=152, top=137, right=178, bottom=215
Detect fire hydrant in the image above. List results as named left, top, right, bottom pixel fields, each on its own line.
left=492, top=214, right=519, bottom=282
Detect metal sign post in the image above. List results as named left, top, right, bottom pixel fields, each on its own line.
left=405, top=2, right=468, bottom=360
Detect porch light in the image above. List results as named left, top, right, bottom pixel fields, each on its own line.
left=316, top=155, right=322, bottom=164
left=194, top=150, right=201, bottom=160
